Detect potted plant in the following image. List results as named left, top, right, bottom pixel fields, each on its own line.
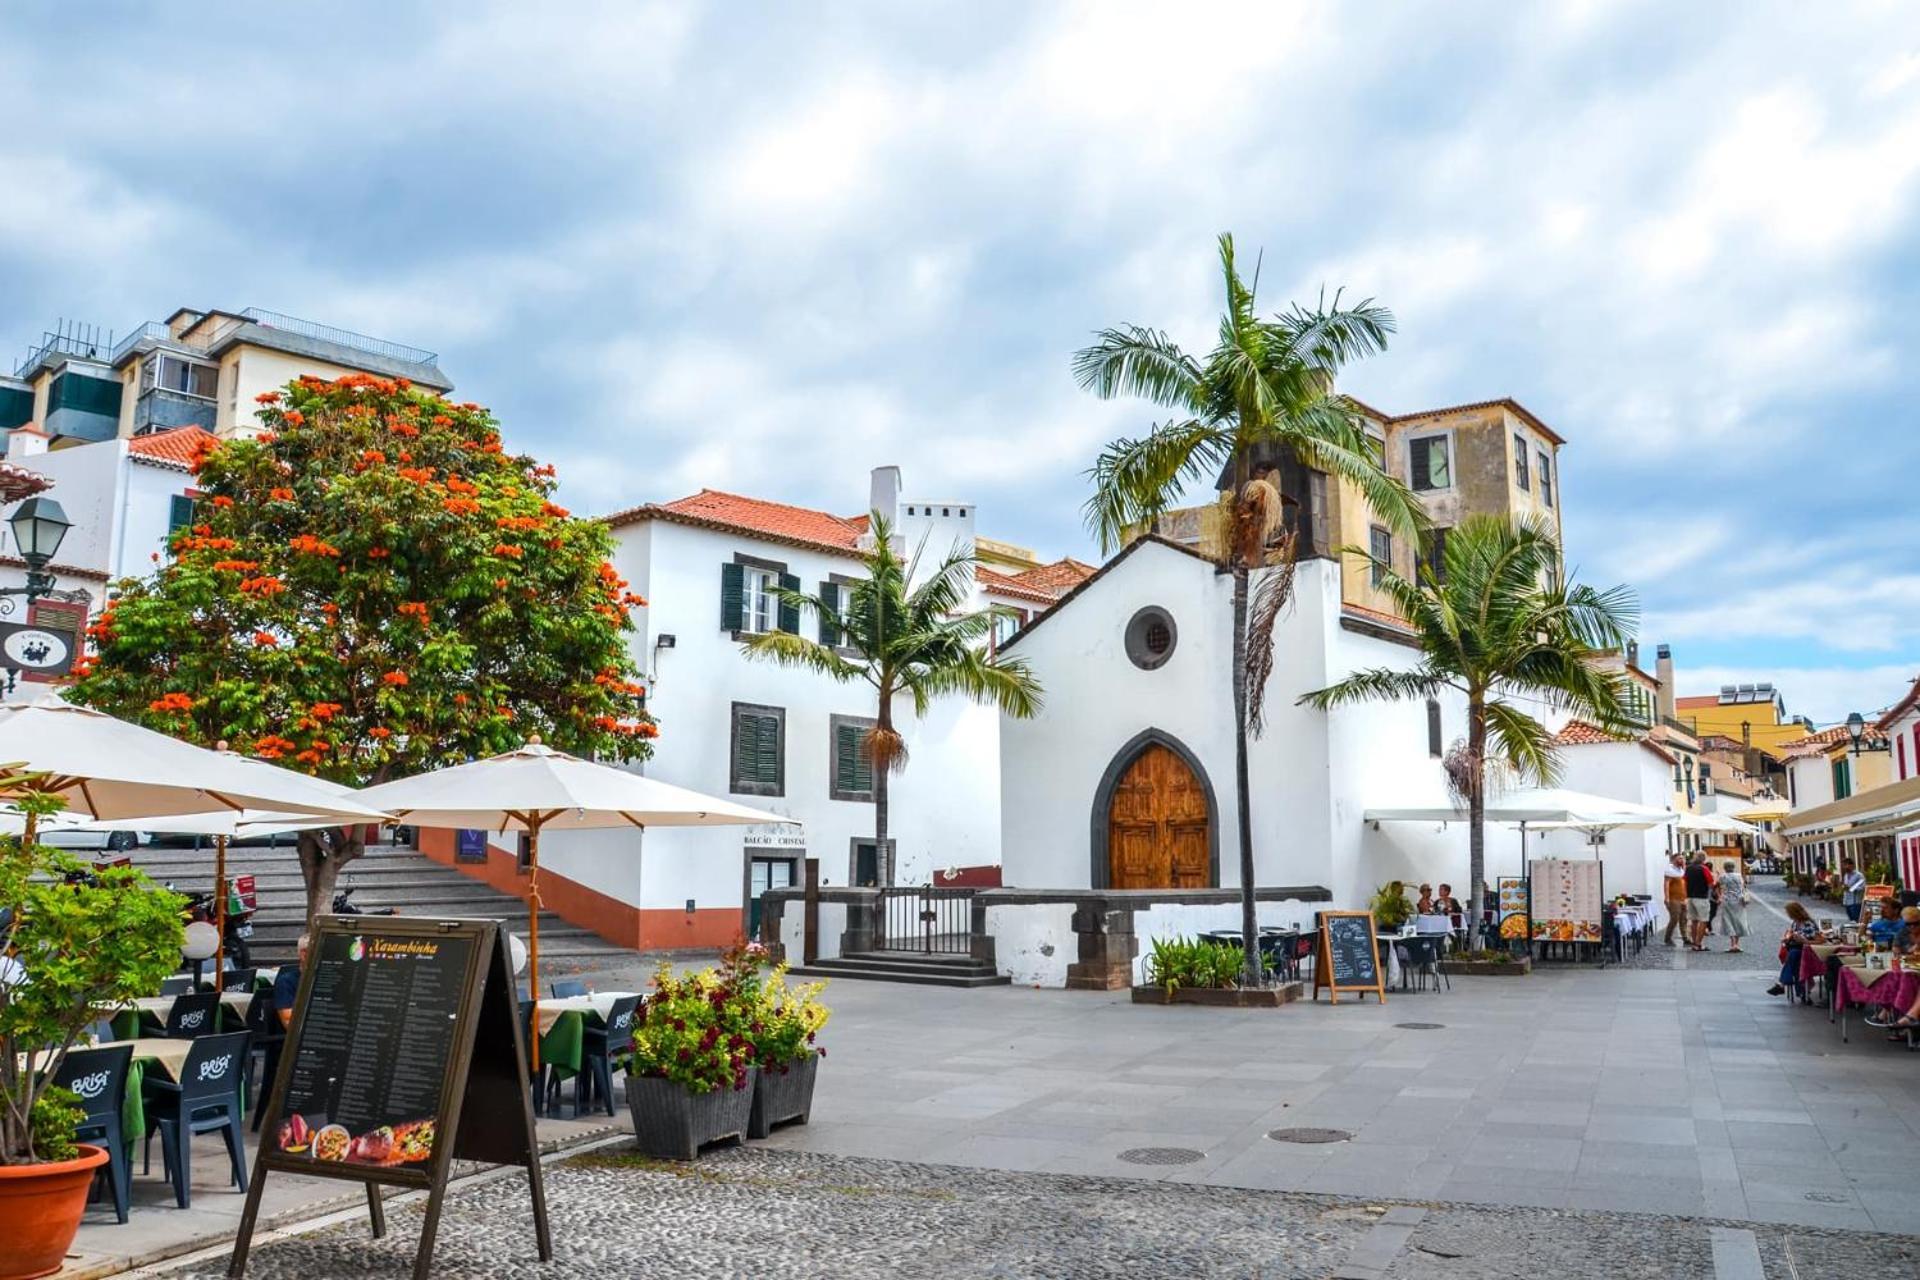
left=1, top=789, right=185, bottom=1280
left=1370, top=881, right=1414, bottom=933
left=617, top=960, right=757, bottom=1160
left=727, top=944, right=829, bottom=1139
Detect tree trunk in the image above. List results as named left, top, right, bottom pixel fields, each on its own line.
left=874, top=703, right=892, bottom=888
left=1467, top=697, right=1487, bottom=949
left=297, top=826, right=366, bottom=927
left=1232, top=560, right=1259, bottom=986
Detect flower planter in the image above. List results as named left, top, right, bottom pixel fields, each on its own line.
left=1131, top=983, right=1302, bottom=1007
left=626, top=1070, right=756, bottom=1161
left=748, top=1053, right=818, bottom=1139
left=0, top=1145, right=109, bottom=1280
left=1439, top=957, right=1532, bottom=977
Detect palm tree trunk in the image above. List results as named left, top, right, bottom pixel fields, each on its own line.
left=874, top=706, right=892, bottom=887
left=1466, top=696, right=1487, bottom=948
left=1232, top=560, right=1259, bottom=986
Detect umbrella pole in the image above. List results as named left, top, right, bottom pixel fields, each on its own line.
left=214, top=835, right=227, bottom=995
left=528, top=821, right=542, bottom=1074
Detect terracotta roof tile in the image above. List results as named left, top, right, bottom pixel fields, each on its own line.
left=127, top=426, right=218, bottom=471
left=1340, top=601, right=1417, bottom=632
left=603, top=488, right=866, bottom=556
left=0, top=459, right=52, bottom=503
left=1875, top=674, right=1920, bottom=731
left=1009, top=557, right=1096, bottom=596
left=1552, top=720, right=1622, bottom=746
left=976, top=566, right=1060, bottom=605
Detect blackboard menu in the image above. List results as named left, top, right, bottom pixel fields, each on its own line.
left=273, top=930, right=476, bottom=1171
left=1322, top=913, right=1380, bottom=989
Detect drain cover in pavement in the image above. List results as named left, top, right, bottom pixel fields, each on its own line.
left=1267, top=1127, right=1353, bottom=1144
left=1395, top=1022, right=1445, bottom=1030
left=1804, top=1191, right=1850, bottom=1204
left=1117, top=1147, right=1204, bottom=1166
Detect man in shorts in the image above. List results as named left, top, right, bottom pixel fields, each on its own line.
left=1684, top=854, right=1714, bottom=951
left=1662, top=851, right=1689, bottom=946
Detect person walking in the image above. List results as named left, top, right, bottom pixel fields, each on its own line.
left=1840, top=859, right=1867, bottom=922
left=1717, top=860, right=1749, bottom=953
left=1662, top=851, right=1689, bottom=946
left=1684, top=853, right=1714, bottom=951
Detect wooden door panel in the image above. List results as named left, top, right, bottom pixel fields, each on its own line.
left=1110, top=823, right=1164, bottom=889
left=1106, top=744, right=1211, bottom=890
left=1169, top=823, right=1209, bottom=887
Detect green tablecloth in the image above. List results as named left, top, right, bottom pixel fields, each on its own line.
left=539, top=1010, right=585, bottom=1081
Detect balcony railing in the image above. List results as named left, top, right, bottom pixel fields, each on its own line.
left=108, top=322, right=174, bottom=367
left=239, top=308, right=437, bottom=366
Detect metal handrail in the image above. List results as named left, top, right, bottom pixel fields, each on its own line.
left=239, top=308, right=437, bottom=366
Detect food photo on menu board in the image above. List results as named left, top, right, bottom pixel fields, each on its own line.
left=273, top=929, right=473, bottom=1171
left=1529, top=859, right=1603, bottom=943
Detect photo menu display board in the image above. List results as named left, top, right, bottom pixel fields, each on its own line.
left=1497, top=877, right=1530, bottom=942
left=274, top=930, right=476, bottom=1175
left=1528, top=858, right=1603, bottom=943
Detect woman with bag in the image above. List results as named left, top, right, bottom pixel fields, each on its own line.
left=1717, top=860, right=1750, bottom=953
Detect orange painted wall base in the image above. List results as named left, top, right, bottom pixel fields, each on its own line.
left=416, top=828, right=745, bottom=953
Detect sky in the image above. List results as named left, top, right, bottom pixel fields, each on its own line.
left=2, top=1, right=1916, bottom=725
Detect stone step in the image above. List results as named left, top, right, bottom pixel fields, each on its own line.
left=792, top=954, right=1009, bottom=988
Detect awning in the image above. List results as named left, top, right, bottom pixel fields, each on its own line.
left=1786, top=811, right=1920, bottom=847
left=1780, top=774, right=1920, bottom=836
left=1365, top=787, right=1676, bottom=828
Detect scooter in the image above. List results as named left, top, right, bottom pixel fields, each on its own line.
left=331, top=880, right=398, bottom=916
left=184, top=887, right=256, bottom=967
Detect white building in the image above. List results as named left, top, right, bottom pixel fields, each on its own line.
left=1877, top=676, right=1920, bottom=887
left=1535, top=721, right=1678, bottom=896
left=524, top=467, right=1088, bottom=951
left=996, top=536, right=1538, bottom=910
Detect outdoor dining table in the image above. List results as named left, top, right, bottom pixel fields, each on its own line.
left=103, top=989, right=255, bottom=1040
left=533, top=992, right=638, bottom=1084
left=20, top=1037, right=197, bottom=1158
left=1830, top=959, right=1920, bottom=1044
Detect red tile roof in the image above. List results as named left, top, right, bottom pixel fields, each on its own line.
left=1553, top=719, right=1677, bottom=765
left=0, top=459, right=51, bottom=503
left=1340, top=601, right=1417, bottom=632
left=976, top=566, right=1062, bottom=605
left=1009, top=557, right=1096, bottom=596
left=127, top=426, right=218, bottom=471
left=604, top=489, right=867, bottom=557
left=1875, top=675, right=1920, bottom=731
left=1386, top=398, right=1566, bottom=446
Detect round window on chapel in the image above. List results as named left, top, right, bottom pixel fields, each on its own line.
left=1125, top=606, right=1178, bottom=670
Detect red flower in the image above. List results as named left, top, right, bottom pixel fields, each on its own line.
left=540, top=501, right=570, bottom=518
left=252, top=631, right=279, bottom=647
left=309, top=702, right=341, bottom=720
left=360, top=449, right=387, bottom=465
left=282, top=410, right=305, bottom=426
left=397, top=601, right=429, bottom=620
left=368, top=547, right=390, bottom=559
left=368, top=726, right=394, bottom=740
left=382, top=670, right=409, bottom=687
left=288, top=534, right=341, bottom=558
left=441, top=498, right=481, bottom=516
left=210, top=559, right=259, bottom=572
left=209, top=495, right=235, bottom=509
left=239, top=575, right=287, bottom=597
left=148, top=692, right=194, bottom=713
left=269, top=487, right=294, bottom=502
left=254, top=391, right=281, bottom=405
left=490, top=543, right=524, bottom=559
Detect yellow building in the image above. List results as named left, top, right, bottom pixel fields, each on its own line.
left=1674, top=686, right=1818, bottom=756
left=1, top=309, right=451, bottom=449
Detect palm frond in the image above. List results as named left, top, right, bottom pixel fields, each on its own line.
left=916, top=647, right=1044, bottom=719
left=1272, top=291, right=1396, bottom=373
left=1082, top=418, right=1230, bottom=552
left=1481, top=698, right=1561, bottom=787
left=1245, top=543, right=1299, bottom=738
left=1070, top=325, right=1203, bottom=409
left=1299, top=666, right=1448, bottom=711
left=738, top=629, right=866, bottom=682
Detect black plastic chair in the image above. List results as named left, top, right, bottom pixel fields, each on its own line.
left=206, top=968, right=258, bottom=995
left=50, top=1044, right=133, bottom=1223
left=243, top=991, right=285, bottom=1132
left=159, top=975, right=194, bottom=997
left=550, top=979, right=587, bottom=998
left=1401, top=936, right=1449, bottom=992
left=143, top=1031, right=251, bottom=1209
left=162, top=991, right=222, bottom=1039
left=569, top=995, right=640, bottom=1118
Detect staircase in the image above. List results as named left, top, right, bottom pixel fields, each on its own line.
left=127, top=838, right=639, bottom=974
left=791, top=950, right=1010, bottom=988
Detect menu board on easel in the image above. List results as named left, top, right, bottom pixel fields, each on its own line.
left=229, top=917, right=551, bottom=1280
left=1312, top=910, right=1386, bottom=1004
left=1528, top=858, right=1603, bottom=943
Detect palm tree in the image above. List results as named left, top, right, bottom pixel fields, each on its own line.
left=1299, top=514, right=1639, bottom=938
left=1077, top=233, right=1425, bottom=984
left=741, top=513, right=1043, bottom=883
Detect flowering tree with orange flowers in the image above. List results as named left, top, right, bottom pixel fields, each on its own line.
left=71, top=374, right=656, bottom=920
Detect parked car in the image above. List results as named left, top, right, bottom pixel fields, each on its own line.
left=40, top=826, right=146, bottom=852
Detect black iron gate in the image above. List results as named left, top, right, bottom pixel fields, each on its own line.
left=876, top=887, right=973, bottom=955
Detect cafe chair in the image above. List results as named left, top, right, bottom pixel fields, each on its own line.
left=159, top=975, right=195, bottom=997
left=206, top=968, right=258, bottom=996
left=243, top=990, right=286, bottom=1132
left=1400, top=935, right=1449, bottom=993
left=161, top=991, right=222, bottom=1039
left=550, top=979, right=587, bottom=998
left=571, top=995, right=640, bottom=1118
left=143, top=1030, right=252, bottom=1210
left=50, top=1043, right=134, bottom=1224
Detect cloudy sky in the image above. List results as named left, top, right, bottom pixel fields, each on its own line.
left=3, top=2, right=1916, bottom=723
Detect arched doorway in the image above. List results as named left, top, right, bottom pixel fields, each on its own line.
left=1097, top=735, right=1216, bottom=889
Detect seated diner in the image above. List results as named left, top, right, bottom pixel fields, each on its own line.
left=1767, top=900, right=1825, bottom=998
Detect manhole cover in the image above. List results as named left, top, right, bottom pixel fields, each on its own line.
left=1395, top=1022, right=1445, bottom=1030
left=1804, top=1191, right=1849, bottom=1204
left=1117, top=1147, right=1204, bottom=1166
left=1268, top=1127, right=1353, bottom=1144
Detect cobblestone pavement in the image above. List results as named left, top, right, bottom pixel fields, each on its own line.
left=180, top=1147, right=1919, bottom=1279
left=1615, top=874, right=1803, bottom=973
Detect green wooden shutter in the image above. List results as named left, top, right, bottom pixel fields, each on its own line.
left=720, top=562, right=745, bottom=631
left=731, top=712, right=756, bottom=787
left=777, top=572, right=800, bottom=633
left=836, top=722, right=859, bottom=794
left=755, top=714, right=781, bottom=788
left=168, top=494, right=196, bottom=532
left=818, top=581, right=841, bottom=646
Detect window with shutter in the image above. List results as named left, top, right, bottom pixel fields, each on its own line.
left=1368, top=525, right=1392, bottom=587
left=728, top=702, right=784, bottom=796
left=777, top=572, right=801, bottom=633
left=1537, top=451, right=1553, bottom=507
left=1409, top=435, right=1451, bottom=491
left=168, top=494, right=196, bottom=533
left=819, top=581, right=842, bottom=646
left=1513, top=434, right=1529, bottom=490
left=1426, top=699, right=1443, bottom=757
left=720, top=562, right=745, bottom=632
left=830, top=714, right=876, bottom=802
left=1422, top=526, right=1449, bottom=584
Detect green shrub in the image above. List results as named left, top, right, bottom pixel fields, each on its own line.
left=1143, top=936, right=1248, bottom=991
left=1370, top=881, right=1414, bottom=931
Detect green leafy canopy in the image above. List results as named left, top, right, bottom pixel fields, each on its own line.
left=70, top=374, right=655, bottom=784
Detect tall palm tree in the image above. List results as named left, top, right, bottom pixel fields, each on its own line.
left=741, top=513, right=1043, bottom=883
left=1299, top=514, right=1639, bottom=937
left=1077, top=233, right=1425, bottom=984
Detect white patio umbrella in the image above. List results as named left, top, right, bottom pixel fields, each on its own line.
left=0, top=692, right=391, bottom=836
left=353, top=738, right=797, bottom=1066
left=1365, top=786, right=1678, bottom=883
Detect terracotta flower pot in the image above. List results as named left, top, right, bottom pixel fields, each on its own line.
left=0, top=1144, right=109, bottom=1280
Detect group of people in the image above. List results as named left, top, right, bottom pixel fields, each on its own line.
left=1661, top=851, right=1750, bottom=952
left=1413, top=883, right=1464, bottom=917
left=1770, top=894, right=1920, bottom=1031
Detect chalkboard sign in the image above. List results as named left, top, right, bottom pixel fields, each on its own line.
left=230, top=917, right=550, bottom=1280
left=1312, top=910, right=1386, bottom=1004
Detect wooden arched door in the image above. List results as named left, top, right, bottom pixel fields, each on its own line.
left=1107, top=743, right=1211, bottom=889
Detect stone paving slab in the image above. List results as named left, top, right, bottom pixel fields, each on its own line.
left=159, top=1148, right=1920, bottom=1280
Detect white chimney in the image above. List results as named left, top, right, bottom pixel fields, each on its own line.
left=7, top=425, right=49, bottom=459
left=868, top=465, right=901, bottom=525
left=1655, top=644, right=1675, bottom=723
